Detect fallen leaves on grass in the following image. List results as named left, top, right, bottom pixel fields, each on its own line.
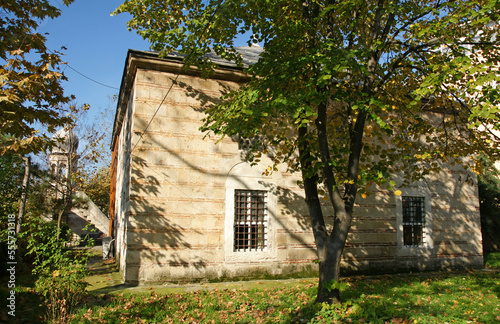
left=69, top=271, right=500, bottom=323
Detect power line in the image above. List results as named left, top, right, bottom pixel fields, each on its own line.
left=47, top=48, right=120, bottom=90
left=131, top=1, right=225, bottom=153
left=131, top=78, right=179, bottom=153
left=64, top=64, right=119, bottom=90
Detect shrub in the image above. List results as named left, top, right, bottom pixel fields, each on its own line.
left=484, top=252, right=500, bottom=269
left=26, top=219, right=91, bottom=323
left=35, top=262, right=89, bottom=323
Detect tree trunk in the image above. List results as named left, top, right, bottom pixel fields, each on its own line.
left=56, top=148, right=73, bottom=241
left=298, top=125, right=348, bottom=304
left=56, top=207, right=65, bottom=241
left=301, top=178, right=350, bottom=304
left=316, top=239, right=342, bottom=303
left=16, top=156, right=30, bottom=234
left=316, top=230, right=351, bottom=303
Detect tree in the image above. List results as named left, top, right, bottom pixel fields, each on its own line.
left=72, top=100, right=113, bottom=216
left=478, top=155, right=500, bottom=252
left=17, top=156, right=30, bottom=234
left=0, top=153, right=25, bottom=245
left=0, top=152, right=47, bottom=274
left=115, top=0, right=500, bottom=303
left=0, top=0, right=75, bottom=154
left=24, top=101, right=111, bottom=220
left=78, top=166, right=111, bottom=216
left=0, top=154, right=23, bottom=216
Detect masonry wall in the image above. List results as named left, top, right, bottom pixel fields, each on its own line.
left=114, top=61, right=322, bottom=284
left=113, top=54, right=483, bottom=284
left=114, top=89, right=134, bottom=278
left=342, top=168, right=483, bottom=273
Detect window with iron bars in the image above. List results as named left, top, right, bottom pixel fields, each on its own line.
left=234, top=190, right=268, bottom=252
left=402, top=196, right=426, bottom=247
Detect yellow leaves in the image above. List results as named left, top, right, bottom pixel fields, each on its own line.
left=9, top=49, right=24, bottom=56
left=43, top=71, right=63, bottom=79
left=413, top=152, right=433, bottom=160
left=263, top=165, right=278, bottom=176
left=394, top=190, right=402, bottom=196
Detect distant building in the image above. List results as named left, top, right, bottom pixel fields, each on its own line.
left=49, top=126, right=79, bottom=198
left=49, top=127, right=109, bottom=241
left=110, top=48, right=483, bottom=284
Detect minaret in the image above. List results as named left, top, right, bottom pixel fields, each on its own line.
left=49, top=126, right=79, bottom=199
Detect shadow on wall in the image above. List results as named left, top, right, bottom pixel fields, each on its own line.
left=175, top=79, right=232, bottom=113
left=125, top=73, right=322, bottom=282
left=128, top=134, right=319, bottom=282
left=180, top=77, right=315, bottom=252
left=258, top=181, right=313, bottom=241
left=432, top=170, right=483, bottom=267
left=120, top=72, right=484, bottom=284
left=123, top=77, right=236, bottom=283
left=126, top=155, right=203, bottom=284
left=340, top=166, right=483, bottom=273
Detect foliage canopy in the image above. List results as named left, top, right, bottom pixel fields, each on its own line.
left=116, top=0, right=500, bottom=187
left=0, top=0, right=75, bottom=154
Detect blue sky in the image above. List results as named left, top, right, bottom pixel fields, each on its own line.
left=39, top=0, right=150, bottom=123
left=38, top=0, right=252, bottom=152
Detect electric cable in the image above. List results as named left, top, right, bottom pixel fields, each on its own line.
left=47, top=48, right=120, bottom=90
left=130, top=0, right=225, bottom=153
left=65, top=64, right=119, bottom=90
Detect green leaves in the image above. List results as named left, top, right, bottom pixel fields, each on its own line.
left=0, top=1, right=76, bottom=155
left=78, top=166, right=111, bottom=216
left=115, top=0, right=500, bottom=194
left=0, top=154, right=24, bottom=239
left=324, top=279, right=341, bottom=292
left=26, top=218, right=90, bottom=322
left=118, top=0, right=500, bottom=303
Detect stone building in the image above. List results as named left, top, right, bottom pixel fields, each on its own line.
left=110, top=47, right=484, bottom=284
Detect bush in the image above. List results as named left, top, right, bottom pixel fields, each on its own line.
left=26, top=219, right=91, bottom=323
left=35, top=262, right=89, bottom=323
left=484, top=252, right=500, bottom=269
left=23, top=220, right=72, bottom=273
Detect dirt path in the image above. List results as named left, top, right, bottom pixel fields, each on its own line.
left=85, top=247, right=317, bottom=295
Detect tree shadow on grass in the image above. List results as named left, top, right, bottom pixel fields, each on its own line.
left=295, top=270, right=500, bottom=323
left=73, top=286, right=317, bottom=323
left=65, top=270, right=500, bottom=323
left=467, top=269, right=500, bottom=298
left=0, top=277, right=45, bottom=323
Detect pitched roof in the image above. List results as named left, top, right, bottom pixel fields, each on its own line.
left=139, top=44, right=264, bottom=68
left=112, top=45, right=263, bottom=149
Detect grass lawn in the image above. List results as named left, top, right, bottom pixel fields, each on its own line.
left=73, top=269, right=499, bottom=323
left=3, top=253, right=499, bottom=323
left=485, top=252, right=500, bottom=269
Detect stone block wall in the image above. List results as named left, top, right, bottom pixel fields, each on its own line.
left=112, top=51, right=483, bottom=284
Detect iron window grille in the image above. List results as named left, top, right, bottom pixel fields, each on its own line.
left=234, top=189, right=268, bottom=252
left=238, top=135, right=265, bottom=151
left=402, top=196, right=426, bottom=247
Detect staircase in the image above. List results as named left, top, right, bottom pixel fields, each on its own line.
left=67, top=191, right=110, bottom=244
